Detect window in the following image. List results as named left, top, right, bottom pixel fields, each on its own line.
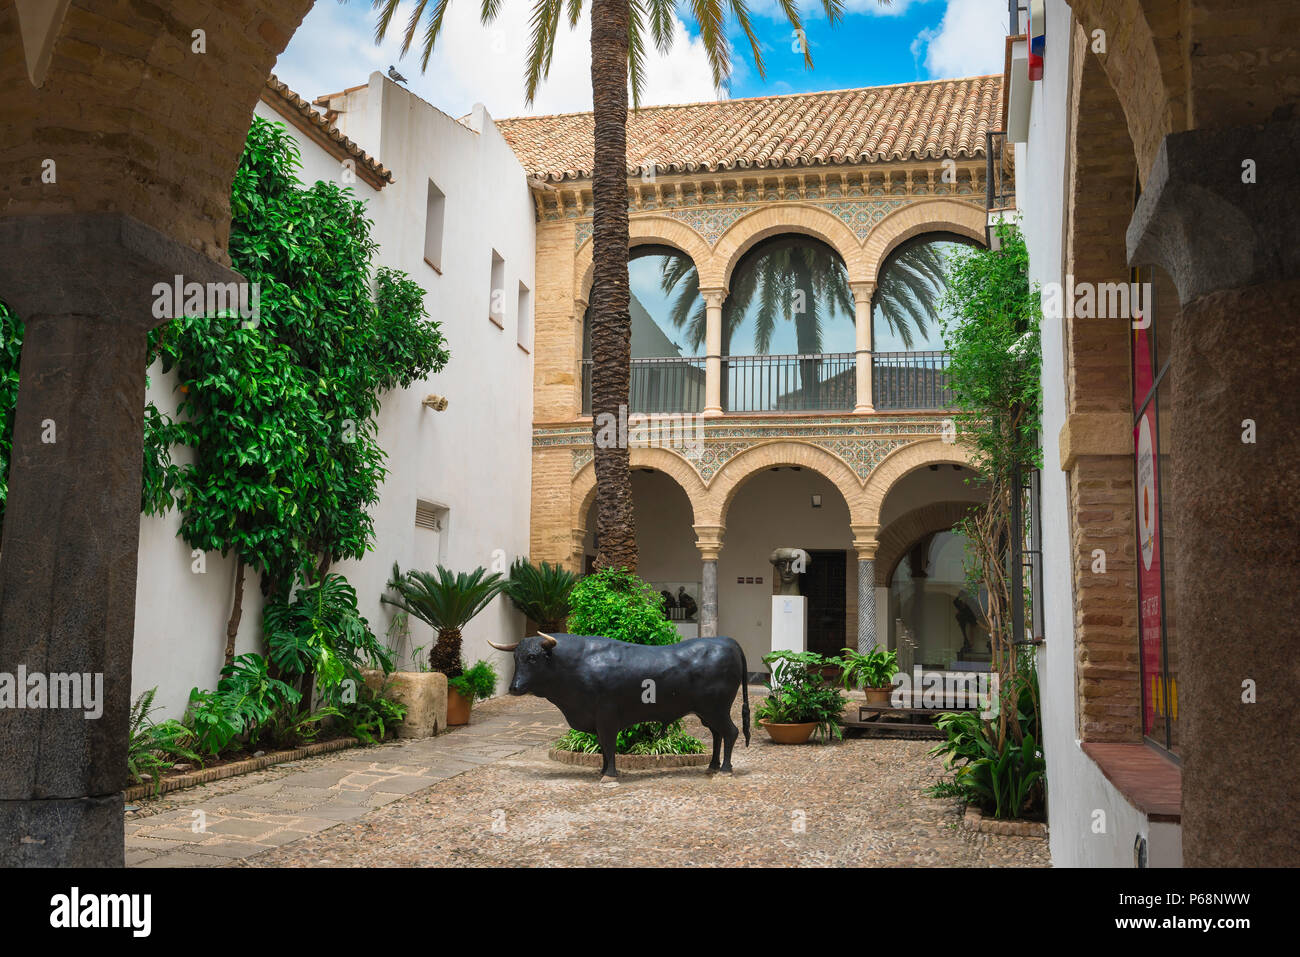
left=516, top=281, right=532, bottom=351
left=488, top=251, right=505, bottom=328
left=424, top=180, right=445, bottom=272
left=1131, top=264, right=1179, bottom=756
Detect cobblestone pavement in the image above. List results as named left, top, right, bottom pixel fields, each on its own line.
left=128, top=692, right=1048, bottom=867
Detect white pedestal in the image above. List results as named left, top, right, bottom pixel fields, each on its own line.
left=674, top=621, right=699, bottom=641
left=771, top=595, right=807, bottom=655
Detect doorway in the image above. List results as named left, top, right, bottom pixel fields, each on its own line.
left=801, top=549, right=847, bottom=657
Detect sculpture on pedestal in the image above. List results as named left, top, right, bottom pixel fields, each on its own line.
left=769, top=547, right=811, bottom=595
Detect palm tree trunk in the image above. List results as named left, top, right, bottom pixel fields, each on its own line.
left=430, top=627, right=463, bottom=678
left=588, top=0, right=637, bottom=573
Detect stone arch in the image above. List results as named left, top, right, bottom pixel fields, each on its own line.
left=862, top=199, right=987, bottom=283
left=713, top=204, right=869, bottom=290
left=860, top=439, right=976, bottom=528
left=873, top=501, right=977, bottom=586
left=575, top=215, right=714, bottom=303
left=570, top=446, right=709, bottom=532
left=700, top=440, right=868, bottom=527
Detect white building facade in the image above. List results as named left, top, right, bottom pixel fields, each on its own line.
left=132, top=73, right=536, bottom=718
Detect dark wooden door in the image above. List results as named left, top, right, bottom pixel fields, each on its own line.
left=801, top=549, right=847, bottom=658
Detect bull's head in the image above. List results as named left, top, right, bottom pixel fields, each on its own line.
left=487, top=632, right=558, bottom=696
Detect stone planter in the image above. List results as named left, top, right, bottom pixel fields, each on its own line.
left=863, top=687, right=893, bottom=707
left=962, top=805, right=1048, bottom=838
left=547, top=749, right=710, bottom=770
left=362, top=669, right=447, bottom=738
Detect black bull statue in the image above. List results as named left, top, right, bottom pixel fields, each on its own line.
left=488, top=633, right=750, bottom=781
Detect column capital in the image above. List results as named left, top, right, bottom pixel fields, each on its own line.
left=1127, top=119, right=1300, bottom=304
left=850, top=523, right=879, bottom=559
left=849, top=280, right=876, bottom=304
left=693, top=523, right=725, bottom=560
left=699, top=286, right=728, bottom=308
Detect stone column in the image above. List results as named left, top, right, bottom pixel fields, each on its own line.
left=1126, top=120, right=1300, bottom=867
left=851, top=525, right=879, bottom=652
left=701, top=288, right=725, bottom=417
left=0, top=213, right=243, bottom=867
left=850, top=282, right=875, bottom=413
left=694, top=524, right=724, bottom=637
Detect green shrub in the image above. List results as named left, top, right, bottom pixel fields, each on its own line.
left=186, top=654, right=301, bottom=756
left=554, top=722, right=705, bottom=756
left=838, top=647, right=899, bottom=691
left=448, top=659, right=498, bottom=702
left=566, top=568, right=679, bottom=646
left=559, top=568, right=703, bottom=754
left=336, top=682, right=408, bottom=745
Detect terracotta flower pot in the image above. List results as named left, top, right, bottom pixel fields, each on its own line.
left=446, top=687, right=472, bottom=726
left=864, top=686, right=893, bottom=707
left=758, top=718, right=817, bottom=744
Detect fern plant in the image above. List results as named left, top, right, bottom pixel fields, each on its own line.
left=381, top=563, right=505, bottom=677
left=128, top=688, right=202, bottom=793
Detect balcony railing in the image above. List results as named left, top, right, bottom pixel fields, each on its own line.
left=581, top=356, right=705, bottom=415
left=873, top=351, right=953, bottom=410
left=723, top=352, right=855, bottom=413
left=580, top=351, right=953, bottom=415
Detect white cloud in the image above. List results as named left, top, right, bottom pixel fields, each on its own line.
left=274, top=0, right=722, bottom=119
left=911, top=0, right=1007, bottom=78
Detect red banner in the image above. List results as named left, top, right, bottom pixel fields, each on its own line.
left=1132, top=322, right=1163, bottom=737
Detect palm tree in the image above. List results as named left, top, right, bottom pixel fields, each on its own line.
left=503, top=558, right=578, bottom=632
left=371, top=0, right=858, bottom=575
left=382, top=563, right=505, bottom=677
left=873, top=241, right=951, bottom=349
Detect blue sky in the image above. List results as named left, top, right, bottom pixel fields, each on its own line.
left=275, top=0, right=1010, bottom=119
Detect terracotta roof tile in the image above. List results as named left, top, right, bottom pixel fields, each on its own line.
left=261, top=75, right=394, bottom=188
left=496, top=75, right=1003, bottom=182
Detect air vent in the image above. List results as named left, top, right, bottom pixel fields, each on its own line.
left=415, top=500, right=443, bottom=531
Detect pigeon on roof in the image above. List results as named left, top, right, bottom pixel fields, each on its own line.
left=388, top=65, right=408, bottom=85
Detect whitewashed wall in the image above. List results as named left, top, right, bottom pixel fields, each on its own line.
left=1016, top=1, right=1179, bottom=867
left=132, top=74, right=535, bottom=717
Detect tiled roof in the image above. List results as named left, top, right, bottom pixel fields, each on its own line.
left=496, top=76, right=1003, bottom=182
left=261, top=75, right=394, bottom=188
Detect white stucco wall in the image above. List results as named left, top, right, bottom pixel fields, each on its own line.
left=132, top=75, right=535, bottom=717
left=1016, top=1, right=1178, bottom=867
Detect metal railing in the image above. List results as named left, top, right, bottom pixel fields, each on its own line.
left=723, top=352, right=855, bottom=413
left=579, top=351, right=953, bottom=414
left=581, top=356, right=705, bottom=414
left=873, top=351, right=953, bottom=410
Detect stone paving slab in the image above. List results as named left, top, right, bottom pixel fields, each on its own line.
left=128, top=692, right=1049, bottom=868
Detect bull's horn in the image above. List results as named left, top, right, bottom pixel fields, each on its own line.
left=486, top=639, right=520, bottom=652
left=538, top=632, right=557, bottom=649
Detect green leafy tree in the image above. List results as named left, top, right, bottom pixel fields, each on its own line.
left=156, top=117, right=448, bottom=668
left=938, top=219, right=1042, bottom=781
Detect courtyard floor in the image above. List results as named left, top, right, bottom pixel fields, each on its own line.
left=125, top=691, right=1049, bottom=867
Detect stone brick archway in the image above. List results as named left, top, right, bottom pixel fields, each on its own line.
left=713, top=204, right=871, bottom=290
left=0, top=0, right=316, bottom=868
left=859, top=438, right=976, bottom=529
left=570, top=445, right=708, bottom=537
left=575, top=215, right=714, bottom=303
left=861, top=199, right=987, bottom=283
left=873, top=500, right=976, bottom=587
left=700, top=439, right=868, bottom=528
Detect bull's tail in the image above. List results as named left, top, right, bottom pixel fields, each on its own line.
left=739, top=645, right=750, bottom=747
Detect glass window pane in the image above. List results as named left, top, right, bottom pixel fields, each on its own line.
left=873, top=237, right=968, bottom=352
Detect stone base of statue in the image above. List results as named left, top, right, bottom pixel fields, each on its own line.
left=771, top=595, right=807, bottom=655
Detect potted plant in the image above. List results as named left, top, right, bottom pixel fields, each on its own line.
left=382, top=563, right=505, bottom=728
left=839, top=647, right=899, bottom=707
left=503, top=558, right=578, bottom=633
left=446, top=659, right=499, bottom=725
left=754, top=650, right=847, bottom=744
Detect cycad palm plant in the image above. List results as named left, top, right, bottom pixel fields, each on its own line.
left=504, top=558, right=578, bottom=633
left=371, top=0, right=862, bottom=574
left=382, top=563, right=505, bottom=677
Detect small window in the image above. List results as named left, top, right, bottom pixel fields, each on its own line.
left=424, top=180, right=445, bottom=272
left=517, top=281, right=532, bottom=351
left=488, top=251, right=505, bottom=328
